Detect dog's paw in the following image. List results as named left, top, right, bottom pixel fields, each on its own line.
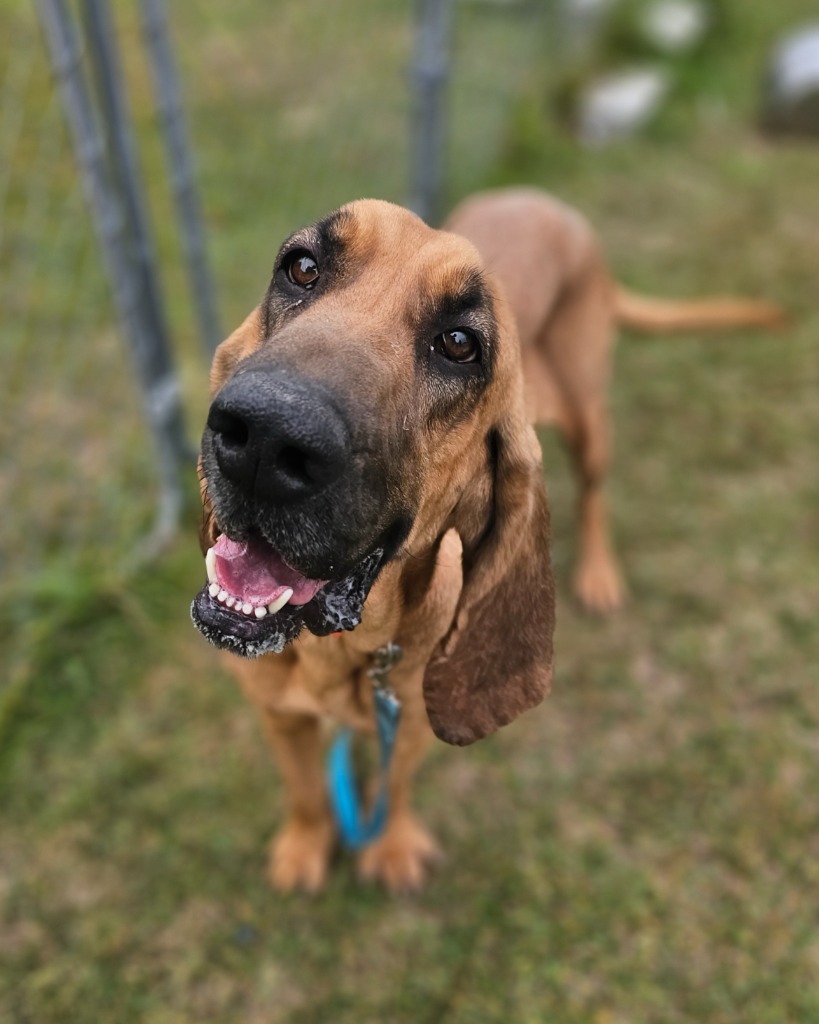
left=268, top=817, right=335, bottom=894
left=573, top=551, right=626, bottom=614
left=357, top=813, right=441, bottom=892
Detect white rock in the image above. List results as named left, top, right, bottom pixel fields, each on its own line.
left=579, top=67, right=671, bottom=146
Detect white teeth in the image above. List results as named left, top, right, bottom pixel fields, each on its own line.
left=208, top=580, right=284, bottom=621
left=268, top=588, right=294, bottom=615
left=205, top=548, right=217, bottom=584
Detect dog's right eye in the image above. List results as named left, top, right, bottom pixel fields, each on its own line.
left=284, top=250, right=320, bottom=289
left=434, top=328, right=480, bottom=364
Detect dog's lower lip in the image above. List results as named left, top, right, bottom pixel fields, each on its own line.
left=191, top=582, right=306, bottom=659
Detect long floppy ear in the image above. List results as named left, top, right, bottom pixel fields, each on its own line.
left=198, top=307, right=263, bottom=555
left=422, top=412, right=555, bottom=746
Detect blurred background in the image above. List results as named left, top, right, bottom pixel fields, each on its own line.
left=1, top=1, right=818, bottom=1021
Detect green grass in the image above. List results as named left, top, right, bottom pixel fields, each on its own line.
left=3, top=0, right=819, bottom=1021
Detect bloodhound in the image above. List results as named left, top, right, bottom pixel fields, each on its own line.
left=192, top=188, right=782, bottom=892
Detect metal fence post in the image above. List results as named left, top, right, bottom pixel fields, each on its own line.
left=36, top=0, right=188, bottom=551
left=139, top=0, right=222, bottom=357
left=409, top=0, right=454, bottom=224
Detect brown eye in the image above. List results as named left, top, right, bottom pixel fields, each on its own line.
left=436, top=329, right=479, bottom=364
left=285, top=251, right=319, bottom=289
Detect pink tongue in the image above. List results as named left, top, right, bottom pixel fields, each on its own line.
left=213, top=535, right=326, bottom=606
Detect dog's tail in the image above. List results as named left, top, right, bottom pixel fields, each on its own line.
left=614, top=285, right=787, bottom=334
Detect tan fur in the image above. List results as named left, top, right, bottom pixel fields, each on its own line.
left=614, top=285, right=786, bottom=333
left=444, top=187, right=784, bottom=611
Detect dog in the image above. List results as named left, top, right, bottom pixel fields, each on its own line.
left=193, top=196, right=555, bottom=892
left=192, top=188, right=782, bottom=892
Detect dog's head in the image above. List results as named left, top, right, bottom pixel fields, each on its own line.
left=193, top=199, right=554, bottom=744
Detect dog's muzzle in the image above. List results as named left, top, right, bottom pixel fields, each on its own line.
left=192, top=367, right=402, bottom=657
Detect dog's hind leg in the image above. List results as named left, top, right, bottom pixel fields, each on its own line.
left=534, top=260, right=626, bottom=613
left=567, top=408, right=625, bottom=613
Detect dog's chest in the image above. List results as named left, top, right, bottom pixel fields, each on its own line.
left=230, top=635, right=382, bottom=733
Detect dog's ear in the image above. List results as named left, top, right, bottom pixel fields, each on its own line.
left=422, top=411, right=555, bottom=746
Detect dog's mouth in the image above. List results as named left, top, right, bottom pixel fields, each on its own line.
left=206, top=534, right=329, bottom=615
left=190, top=532, right=385, bottom=658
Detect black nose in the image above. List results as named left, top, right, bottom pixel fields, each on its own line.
left=206, top=370, right=350, bottom=504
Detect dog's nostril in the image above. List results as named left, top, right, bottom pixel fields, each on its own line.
left=277, top=444, right=314, bottom=485
left=221, top=417, right=249, bottom=449
left=209, top=408, right=249, bottom=449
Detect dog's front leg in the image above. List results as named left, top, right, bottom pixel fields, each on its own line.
left=357, top=676, right=441, bottom=892
left=258, top=709, right=335, bottom=894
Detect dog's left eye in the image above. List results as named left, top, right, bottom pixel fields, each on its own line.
left=284, top=250, right=320, bottom=289
left=435, top=329, right=479, bottom=364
